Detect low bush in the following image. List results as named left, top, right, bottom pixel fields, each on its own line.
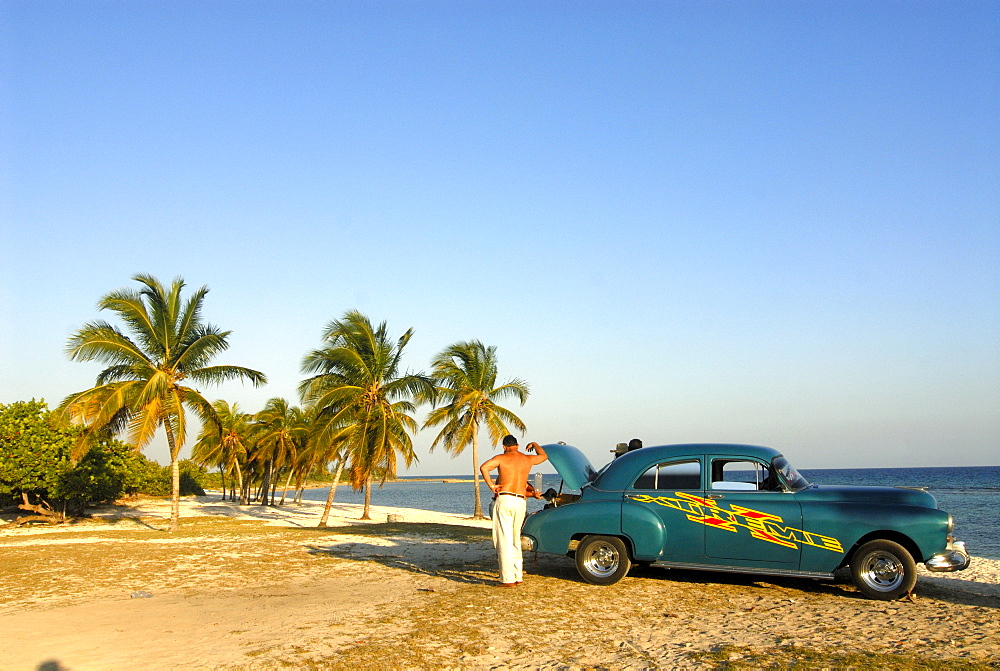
left=1, top=400, right=211, bottom=513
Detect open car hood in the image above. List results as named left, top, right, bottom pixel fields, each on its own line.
left=541, top=443, right=597, bottom=491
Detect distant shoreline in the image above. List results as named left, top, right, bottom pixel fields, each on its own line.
left=297, top=477, right=478, bottom=488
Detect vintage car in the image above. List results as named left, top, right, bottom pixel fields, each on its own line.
left=521, top=443, right=970, bottom=600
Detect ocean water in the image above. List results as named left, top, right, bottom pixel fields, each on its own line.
left=300, top=477, right=557, bottom=517
left=301, top=465, right=1000, bottom=560
left=300, top=476, right=561, bottom=518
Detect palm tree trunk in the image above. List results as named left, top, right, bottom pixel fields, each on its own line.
left=293, top=469, right=306, bottom=505
left=471, top=423, right=486, bottom=519
left=279, top=467, right=294, bottom=505
left=318, top=458, right=345, bottom=527
left=260, top=460, right=272, bottom=506
left=164, top=421, right=181, bottom=532
left=361, top=476, right=372, bottom=520
left=293, top=457, right=314, bottom=505
left=234, top=460, right=245, bottom=504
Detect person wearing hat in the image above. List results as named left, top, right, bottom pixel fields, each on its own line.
left=612, top=439, right=643, bottom=458
left=479, top=435, right=548, bottom=587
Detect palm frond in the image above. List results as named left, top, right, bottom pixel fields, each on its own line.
left=488, top=379, right=530, bottom=404
left=97, top=287, right=162, bottom=358
left=66, top=322, right=152, bottom=368
left=188, top=364, right=267, bottom=387
left=175, top=326, right=231, bottom=370
left=127, top=396, right=163, bottom=449
left=176, top=283, right=210, bottom=352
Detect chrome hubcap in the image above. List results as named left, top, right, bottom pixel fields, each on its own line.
left=583, top=542, right=619, bottom=578
left=861, top=551, right=904, bottom=591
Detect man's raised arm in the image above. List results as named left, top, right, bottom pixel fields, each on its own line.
left=525, top=442, right=548, bottom=465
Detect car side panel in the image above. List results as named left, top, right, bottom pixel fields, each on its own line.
left=797, top=501, right=952, bottom=572
left=703, top=491, right=802, bottom=566
left=522, top=499, right=624, bottom=555
left=622, top=492, right=706, bottom=561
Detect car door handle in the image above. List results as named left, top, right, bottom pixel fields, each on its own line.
left=706, top=493, right=724, bottom=499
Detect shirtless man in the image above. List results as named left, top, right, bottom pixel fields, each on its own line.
left=479, top=435, right=548, bottom=587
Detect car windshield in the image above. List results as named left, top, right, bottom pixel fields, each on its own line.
left=773, top=456, right=810, bottom=491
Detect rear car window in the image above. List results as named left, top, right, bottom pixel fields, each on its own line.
left=632, top=460, right=701, bottom=490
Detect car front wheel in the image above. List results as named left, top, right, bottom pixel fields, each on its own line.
left=575, top=535, right=631, bottom=585
left=850, top=539, right=917, bottom=600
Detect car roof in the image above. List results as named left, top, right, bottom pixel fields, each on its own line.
left=593, top=443, right=784, bottom=490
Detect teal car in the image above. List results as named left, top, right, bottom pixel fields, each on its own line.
left=521, top=443, right=970, bottom=600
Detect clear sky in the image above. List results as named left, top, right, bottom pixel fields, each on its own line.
left=2, top=1, right=998, bottom=475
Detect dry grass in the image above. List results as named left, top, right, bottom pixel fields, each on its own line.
left=3, top=515, right=999, bottom=669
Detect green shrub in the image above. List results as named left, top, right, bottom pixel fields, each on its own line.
left=0, top=400, right=209, bottom=512
left=126, top=459, right=209, bottom=497
left=179, top=460, right=208, bottom=496
left=1, top=399, right=79, bottom=509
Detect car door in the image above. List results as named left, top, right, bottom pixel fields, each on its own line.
left=622, top=456, right=706, bottom=561
left=702, top=457, right=803, bottom=567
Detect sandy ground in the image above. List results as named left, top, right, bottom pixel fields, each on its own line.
left=1, top=495, right=998, bottom=670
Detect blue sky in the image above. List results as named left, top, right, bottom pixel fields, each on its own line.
left=2, top=1, right=997, bottom=474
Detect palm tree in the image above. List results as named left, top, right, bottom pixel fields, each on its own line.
left=299, top=310, right=435, bottom=521
left=57, top=274, right=266, bottom=531
left=192, top=400, right=252, bottom=503
left=286, top=405, right=327, bottom=505
left=252, top=398, right=306, bottom=506
left=276, top=404, right=312, bottom=506
left=304, top=405, right=351, bottom=524
left=424, top=340, right=530, bottom=518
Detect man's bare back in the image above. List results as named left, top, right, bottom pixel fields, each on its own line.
left=480, top=440, right=548, bottom=497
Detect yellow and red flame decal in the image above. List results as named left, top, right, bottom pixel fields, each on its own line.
left=629, top=492, right=843, bottom=553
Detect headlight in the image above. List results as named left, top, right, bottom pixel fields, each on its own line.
left=520, top=535, right=535, bottom=551
left=947, top=514, right=954, bottom=533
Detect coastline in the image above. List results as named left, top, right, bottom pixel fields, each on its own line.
left=99, top=493, right=495, bottom=529
left=1, top=495, right=997, bottom=669
left=299, top=477, right=478, bottom=486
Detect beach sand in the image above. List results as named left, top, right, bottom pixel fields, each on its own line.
left=1, top=495, right=998, bottom=669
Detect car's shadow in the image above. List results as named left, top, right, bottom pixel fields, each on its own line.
left=627, top=562, right=854, bottom=597
left=626, top=562, right=998, bottom=609
left=293, top=524, right=996, bottom=608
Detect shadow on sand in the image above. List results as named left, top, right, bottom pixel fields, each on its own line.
left=296, top=523, right=997, bottom=609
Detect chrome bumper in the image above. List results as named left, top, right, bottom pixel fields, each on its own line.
left=925, top=540, right=971, bottom=572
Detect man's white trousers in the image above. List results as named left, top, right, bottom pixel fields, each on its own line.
left=491, top=494, right=526, bottom=584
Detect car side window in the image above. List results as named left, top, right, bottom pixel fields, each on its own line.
left=633, top=460, right=701, bottom=490
left=711, top=459, right=778, bottom=491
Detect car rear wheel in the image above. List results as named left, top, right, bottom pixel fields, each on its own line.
left=850, top=539, right=917, bottom=600
left=575, top=535, right=631, bottom=585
